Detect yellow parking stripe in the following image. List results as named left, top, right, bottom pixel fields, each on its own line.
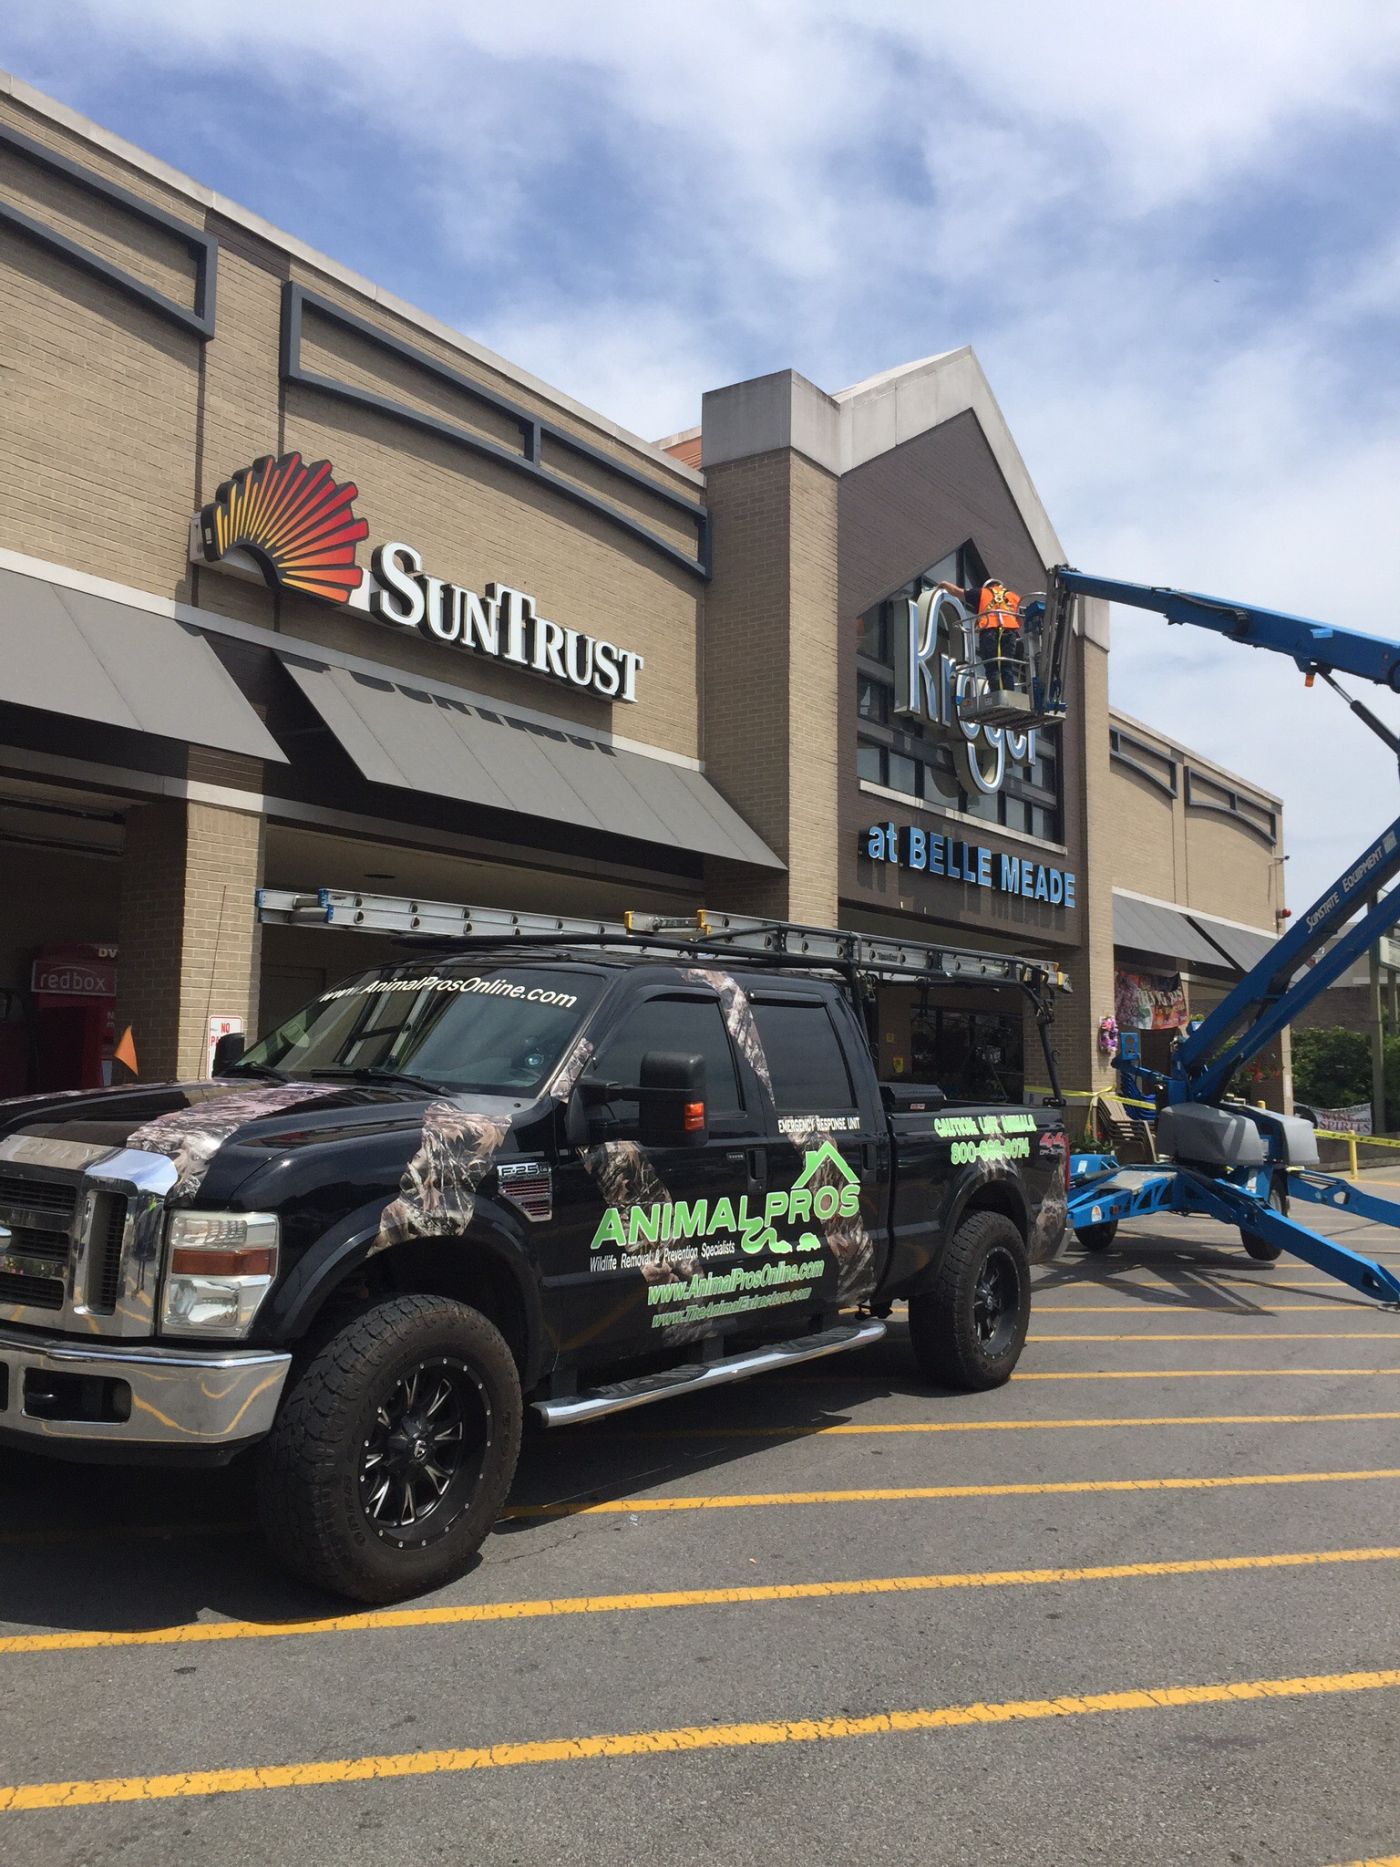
left=6, top=1666, right=1400, bottom=1811
left=503, top=1467, right=1400, bottom=1519
left=4, top=1544, right=1394, bottom=1659
left=1031, top=1304, right=1368, bottom=1313
left=1333, top=1856, right=1400, bottom=1865
left=1014, top=1368, right=1400, bottom=1381
left=1028, top=1332, right=1399, bottom=1342
left=780, top=1367, right=1400, bottom=1385
left=601, top=1410, right=1400, bottom=1441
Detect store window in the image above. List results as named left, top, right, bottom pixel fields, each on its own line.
left=855, top=540, right=1064, bottom=843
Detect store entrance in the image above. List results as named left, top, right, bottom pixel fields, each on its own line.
left=0, top=781, right=124, bottom=1095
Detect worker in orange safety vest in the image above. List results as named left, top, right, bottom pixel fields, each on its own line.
left=934, top=577, right=1025, bottom=690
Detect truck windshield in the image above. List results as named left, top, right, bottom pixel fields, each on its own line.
left=235, top=966, right=602, bottom=1096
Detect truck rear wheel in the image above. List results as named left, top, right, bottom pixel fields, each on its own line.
left=256, top=1294, right=522, bottom=1604
left=908, top=1211, right=1031, bottom=1391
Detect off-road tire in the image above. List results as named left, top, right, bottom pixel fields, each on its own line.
left=908, top=1210, right=1031, bottom=1391
left=1075, top=1220, right=1119, bottom=1253
left=1241, top=1180, right=1285, bottom=1263
left=256, top=1294, right=522, bottom=1603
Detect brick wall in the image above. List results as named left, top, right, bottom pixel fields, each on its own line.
left=115, top=792, right=265, bottom=1081
left=1108, top=713, right=1284, bottom=928
left=700, top=448, right=840, bottom=921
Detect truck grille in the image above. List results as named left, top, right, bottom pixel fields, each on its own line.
left=90, top=1193, right=128, bottom=1314
left=0, top=1269, right=65, bottom=1310
left=0, top=1170, right=80, bottom=1316
left=0, top=1174, right=78, bottom=1223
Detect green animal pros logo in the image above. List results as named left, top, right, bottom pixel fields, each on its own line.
left=589, top=1142, right=860, bottom=1256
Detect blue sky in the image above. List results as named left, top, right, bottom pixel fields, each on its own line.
left=8, top=1, right=1400, bottom=914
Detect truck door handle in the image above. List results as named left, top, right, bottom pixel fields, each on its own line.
left=725, top=1148, right=764, bottom=1194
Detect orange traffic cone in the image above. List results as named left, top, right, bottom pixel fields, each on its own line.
left=113, top=1026, right=138, bottom=1079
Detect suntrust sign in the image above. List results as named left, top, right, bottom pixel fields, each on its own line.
left=896, top=586, right=1035, bottom=794
left=863, top=820, right=1077, bottom=907
left=194, top=451, right=643, bottom=704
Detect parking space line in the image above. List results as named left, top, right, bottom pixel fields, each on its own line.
left=12, top=1419, right=1395, bottom=1555
left=6, top=1665, right=1400, bottom=1811
left=5, top=1544, right=1394, bottom=1660
left=777, top=1367, right=1400, bottom=1385
left=1031, top=1304, right=1369, bottom=1313
left=1014, top=1368, right=1400, bottom=1381
left=1028, top=1332, right=1399, bottom=1342
left=598, top=1410, right=1400, bottom=1441
left=503, top=1467, right=1400, bottom=1519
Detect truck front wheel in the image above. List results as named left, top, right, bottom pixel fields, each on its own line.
left=907, top=1211, right=1031, bottom=1391
left=256, top=1294, right=522, bottom=1603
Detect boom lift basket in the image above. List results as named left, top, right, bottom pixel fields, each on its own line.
left=951, top=571, right=1075, bottom=732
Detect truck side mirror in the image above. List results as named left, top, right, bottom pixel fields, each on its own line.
left=212, top=1032, right=247, bottom=1075
left=638, top=1051, right=708, bottom=1149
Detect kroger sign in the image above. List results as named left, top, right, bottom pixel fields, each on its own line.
left=895, top=586, right=1034, bottom=795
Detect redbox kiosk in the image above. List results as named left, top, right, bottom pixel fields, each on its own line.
left=29, top=944, right=118, bottom=1091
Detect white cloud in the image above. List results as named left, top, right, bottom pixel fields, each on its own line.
left=7, top=0, right=1400, bottom=918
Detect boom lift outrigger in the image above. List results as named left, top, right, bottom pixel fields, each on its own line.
left=1000, top=567, right=1400, bottom=1307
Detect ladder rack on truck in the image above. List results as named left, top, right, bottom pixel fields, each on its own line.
left=255, top=886, right=1070, bottom=1102
left=990, top=565, right=1400, bottom=1309
left=255, top=888, right=1066, bottom=991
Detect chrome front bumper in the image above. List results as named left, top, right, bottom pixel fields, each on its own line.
left=0, top=1327, right=290, bottom=1454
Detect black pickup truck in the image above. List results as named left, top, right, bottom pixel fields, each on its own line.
left=0, top=922, right=1068, bottom=1601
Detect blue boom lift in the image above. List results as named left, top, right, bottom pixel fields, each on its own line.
left=1002, top=568, right=1400, bottom=1308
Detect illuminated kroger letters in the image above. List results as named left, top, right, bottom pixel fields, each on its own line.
left=370, top=543, right=643, bottom=704
left=895, top=587, right=1033, bottom=795
left=862, top=820, right=1077, bottom=908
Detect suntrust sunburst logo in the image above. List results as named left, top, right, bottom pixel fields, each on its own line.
left=198, top=452, right=368, bottom=605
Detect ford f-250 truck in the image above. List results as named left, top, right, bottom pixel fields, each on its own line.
left=0, top=907, right=1068, bottom=1602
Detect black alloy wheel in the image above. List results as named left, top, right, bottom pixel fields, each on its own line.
left=257, top=1294, right=523, bottom=1603
left=907, top=1209, right=1032, bottom=1391
left=359, top=1357, right=489, bottom=1549
left=972, top=1245, right=1022, bottom=1359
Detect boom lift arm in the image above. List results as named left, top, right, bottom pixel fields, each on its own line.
left=1018, top=567, right=1400, bottom=1305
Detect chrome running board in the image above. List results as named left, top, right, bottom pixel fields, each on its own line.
left=533, top=1318, right=887, bottom=1427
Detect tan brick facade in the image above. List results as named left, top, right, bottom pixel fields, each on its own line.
left=116, top=786, right=265, bottom=1082
left=701, top=448, right=840, bottom=922
left=1107, top=712, right=1284, bottom=928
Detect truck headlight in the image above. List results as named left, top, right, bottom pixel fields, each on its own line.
left=161, top=1211, right=279, bottom=1339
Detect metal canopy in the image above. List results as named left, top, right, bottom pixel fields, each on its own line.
left=0, top=569, right=286, bottom=761
left=1113, top=891, right=1280, bottom=977
left=1112, top=893, right=1226, bottom=969
left=1188, top=914, right=1276, bottom=974
left=278, top=655, right=781, bottom=869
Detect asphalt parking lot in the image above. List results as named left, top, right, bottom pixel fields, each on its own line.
left=3, top=1210, right=1400, bottom=1867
